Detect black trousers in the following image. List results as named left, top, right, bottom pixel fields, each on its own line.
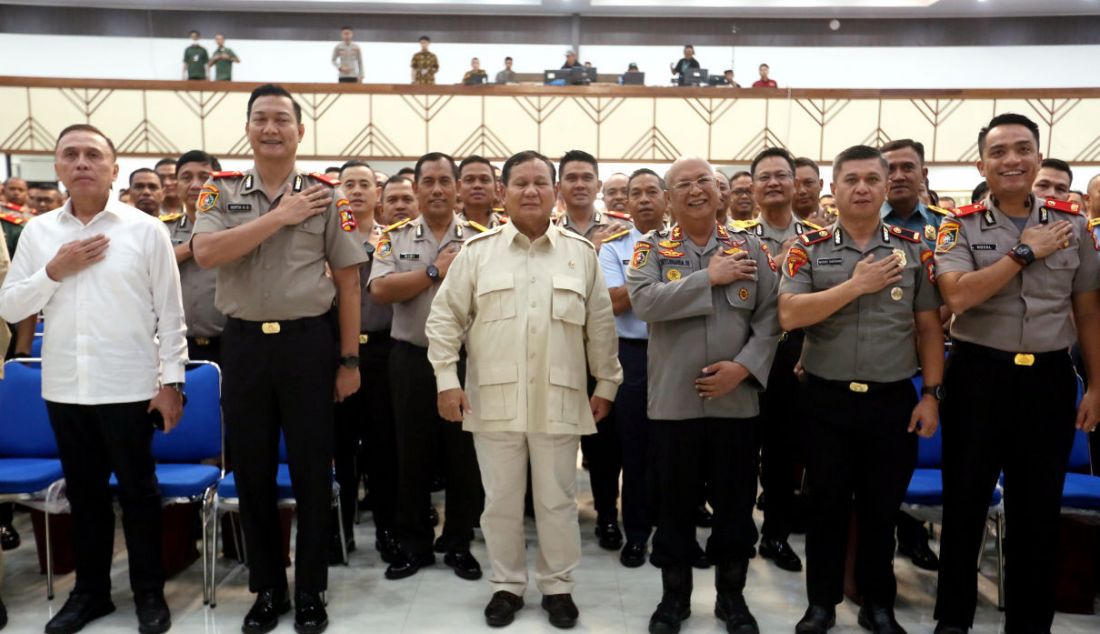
left=333, top=332, right=398, bottom=537
left=221, top=316, right=337, bottom=594
left=935, top=344, right=1077, bottom=632
left=803, top=376, right=917, bottom=608
left=45, top=400, right=164, bottom=595
left=186, top=336, right=221, bottom=366
left=615, top=338, right=652, bottom=544
left=582, top=375, right=622, bottom=522
left=758, top=330, right=804, bottom=540
left=650, top=417, right=759, bottom=568
left=389, top=341, right=482, bottom=555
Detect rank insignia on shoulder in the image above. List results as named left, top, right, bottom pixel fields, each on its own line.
left=309, top=172, right=340, bottom=187
left=0, top=211, right=25, bottom=225
left=799, top=219, right=824, bottom=231
left=210, top=171, right=243, bottom=180
left=887, top=224, right=921, bottom=243
left=604, top=210, right=632, bottom=222
left=1090, top=218, right=1100, bottom=230
left=798, top=229, right=831, bottom=246
left=469, top=220, right=491, bottom=234
left=4, top=202, right=25, bottom=213
left=1043, top=198, right=1082, bottom=215
left=602, top=229, right=631, bottom=243
left=953, top=201, right=986, bottom=217
left=196, top=183, right=219, bottom=213
left=159, top=212, right=183, bottom=223
left=786, top=244, right=809, bottom=277
left=926, top=204, right=951, bottom=216
left=383, top=218, right=412, bottom=233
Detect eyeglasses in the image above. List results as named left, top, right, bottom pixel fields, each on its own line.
left=730, top=188, right=753, bottom=197
left=671, top=176, right=715, bottom=192
left=754, top=172, right=792, bottom=184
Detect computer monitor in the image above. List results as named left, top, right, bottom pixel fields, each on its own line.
left=544, top=67, right=596, bottom=86
left=544, top=69, right=568, bottom=85
left=621, top=72, right=645, bottom=86
left=707, top=74, right=730, bottom=86
left=684, top=68, right=708, bottom=86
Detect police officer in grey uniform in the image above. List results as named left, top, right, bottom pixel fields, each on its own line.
left=191, top=84, right=368, bottom=634
left=369, top=152, right=484, bottom=582
left=628, top=157, right=780, bottom=634
left=933, top=114, right=1100, bottom=634
left=779, top=145, right=944, bottom=634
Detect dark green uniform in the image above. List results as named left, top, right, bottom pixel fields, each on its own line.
left=211, top=46, right=239, bottom=81
left=184, top=44, right=209, bottom=80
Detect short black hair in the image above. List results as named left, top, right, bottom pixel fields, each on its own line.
left=189, top=30, right=199, bottom=37
left=760, top=63, right=769, bottom=68
left=128, top=168, right=159, bottom=186
left=558, top=149, right=598, bottom=177
left=1071, top=189, right=1085, bottom=197
left=880, top=138, right=926, bottom=164
left=247, top=83, right=302, bottom=123
left=729, top=170, right=751, bottom=181
left=971, top=180, right=989, bottom=204
left=381, top=175, right=414, bottom=196
left=978, top=113, right=1040, bottom=159
left=339, top=160, right=374, bottom=177
left=55, top=124, right=117, bottom=158
left=793, top=156, right=820, bottom=177
left=419, top=35, right=431, bottom=42
left=940, top=196, right=956, bottom=205
left=505, top=56, right=513, bottom=62
left=684, top=44, right=694, bottom=50
left=154, top=157, right=176, bottom=169
left=396, top=167, right=416, bottom=178
left=832, top=145, right=887, bottom=176
left=414, top=152, right=458, bottom=182
left=627, top=168, right=666, bottom=190
left=175, top=149, right=218, bottom=174
left=459, top=155, right=495, bottom=180
left=750, top=147, right=795, bottom=177
left=325, top=165, right=342, bottom=174
left=341, top=26, right=353, bottom=32
left=1039, top=158, right=1073, bottom=184
left=502, top=150, right=556, bottom=186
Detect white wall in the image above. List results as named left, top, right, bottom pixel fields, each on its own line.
left=2, top=33, right=1100, bottom=88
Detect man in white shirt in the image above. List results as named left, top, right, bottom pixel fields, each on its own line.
left=0, top=123, right=187, bottom=634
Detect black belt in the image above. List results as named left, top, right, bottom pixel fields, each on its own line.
left=952, top=340, right=1068, bottom=367
left=187, top=335, right=221, bottom=346
left=619, top=337, right=648, bottom=347
left=807, top=373, right=910, bottom=395
left=226, top=315, right=329, bottom=335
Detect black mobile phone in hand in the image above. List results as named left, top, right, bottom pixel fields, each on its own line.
left=148, top=393, right=187, bottom=430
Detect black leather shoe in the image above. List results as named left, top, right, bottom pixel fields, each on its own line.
left=933, top=623, right=968, bottom=634
left=445, top=550, right=483, bottom=580
left=294, top=592, right=328, bottom=634
left=649, top=566, right=692, bottom=634
left=898, top=536, right=939, bottom=571
left=595, top=518, right=623, bottom=550
left=135, top=592, right=171, bottom=634
left=714, top=595, right=759, bottom=634
left=692, top=549, right=711, bottom=569
left=433, top=535, right=448, bottom=554
left=0, top=594, right=6, bottom=630
left=758, top=537, right=803, bottom=572
left=427, top=506, right=440, bottom=527
left=857, top=604, right=906, bottom=634
left=541, top=594, right=578, bottom=629
left=0, top=524, right=19, bottom=551
left=44, top=592, right=116, bottom=634
left=620, top=542, right=647, bottom=568
left=484, top=591, right=524, bottom=627
left=795, top=605, right=836, bottom=634
left=242, top=588, right=291, bottom=634
left=384, top=550, right=435, bottom=580
left=694, top=505, right=713, bottom=528
left=375, top=529, right=400, bottom=564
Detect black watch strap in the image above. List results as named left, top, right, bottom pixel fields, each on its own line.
left=340, top=355, right=360, bottom=369
left=921, top=384, right=944, bottom=400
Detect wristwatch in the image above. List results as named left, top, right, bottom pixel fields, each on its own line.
left=1009, top=243, right=1035, bottom=267
left=425, top=264, right=440, bottom=282
left=339, top=355, right=360, bottom=369
left=921, top=384, right=945, bottom=401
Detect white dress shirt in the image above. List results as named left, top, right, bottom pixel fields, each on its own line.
left=0, top=199, right=187, bottom=405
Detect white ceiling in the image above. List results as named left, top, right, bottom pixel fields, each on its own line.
left=8, top=0, right=1100, bottom=18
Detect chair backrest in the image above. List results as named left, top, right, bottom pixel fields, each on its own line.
left=279, top=434, right=288, bottom=464
left=34, top=320, right=43, bottom=334
left=0, top=360, right=59, bottom=458
left=151, top=362, right=221, bottom=463
left=1066, top=429, right=1091, bottom=472
left=30, top=335, right=42, bottom=357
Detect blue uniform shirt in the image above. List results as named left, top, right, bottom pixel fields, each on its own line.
left=598, top=226, right=649, bottom=340
left=881, top=200, right=946, bottom=248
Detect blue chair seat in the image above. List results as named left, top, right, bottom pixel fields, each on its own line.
left=0, top=458, right=64, bottom=494
left=1062, top=473, right=1100, bottom=511
left=109, top=463, right=220, bottom=499
left=905, top=468, right=944, bottom=505
left=217, top=464, right=293, bottom=500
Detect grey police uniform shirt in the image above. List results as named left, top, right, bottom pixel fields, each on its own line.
left=367, top=214, right=470, bottom=348
left=357, top=238, right=393, bottom=334
left=626, top=223, right=781, bottom=421
left=190, top=169, right=368, bottom=321
left=167, top=214, right=226, bottom=338
left=557, top=210, right=632, bottom=241
left=780, top=222, right=941, bottom=382
left=736, top=215, right=820, bottom=252
left=934, top=196, right=1100, bottom=353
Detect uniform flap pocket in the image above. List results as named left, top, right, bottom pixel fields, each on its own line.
left=479, top=363, right=518, bottom=386
left=479, top=273, right=515, bottom=295
left=1044, top=248, right=1079, bottom=270
left=548, top=366, right=584, bottom=390
left=551, top=274, right=585, bottom=296
left=294, top=215, right=325, bottom=234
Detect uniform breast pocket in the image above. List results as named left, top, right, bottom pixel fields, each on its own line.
left=814, top=270, right=857, bottom=313
left=289, top=216, right=325, bottom=257
left=1042, top=247, right=1080, bottom=295
left=224, top=209, right=260, bottom=228
left=477, top=362, right=518, bottom=421
left=477, top=273, right=516, bottom=322
left=548, top=365, right=584, bottom=424
left=551, top=275, right=586, bottom=326
left=724, top=280, right=758, bottom=310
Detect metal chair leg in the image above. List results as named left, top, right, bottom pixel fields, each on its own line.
left=45, top=509, right=54, bottom=601
left=996, top=512, right=1005, bottom=611
left=336, top=493, right=349, bottom=565
left=210, top=497, right=220, bottom=608
left=977, top=519, right=990, bottom=571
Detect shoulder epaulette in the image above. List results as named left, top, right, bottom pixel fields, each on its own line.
left=309, top=172, right=339, bottom=187
left=560, top=229, right=596, bottom=249
left=602, top=229, right=631, bottom=243
left=798, top=228, right=832, bottom=246
left=732, top=219, right=758, bottom=230
left=383, top=218, right=412, bottom=233
left=953, top=202, right=986, bottom=218
left=4, top=202, right=24, bottom=213
left=886, top=224, right=922, bottom=243
left=926, top=205, right=951, bottom=216
left=159, top=212, right=183, bottom=223
left=0, top=211, right=24, bottom=225
left=1043, top=198, right=1082, bottom=215
left=210, top=171, right=243, bottom=180
left=1089, top=218, right=1100, bottom=230
left=604, top=210, right=632, bottom=222
left=465, top=225, right=505, bottom=245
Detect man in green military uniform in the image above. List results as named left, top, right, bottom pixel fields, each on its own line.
left=0, top=204, right=24, bottom=257
left=182, top=30, right=208, bottom=80
left=208, top=33, right=240, bottom=81
left=411, top=35, right=439, bottom=85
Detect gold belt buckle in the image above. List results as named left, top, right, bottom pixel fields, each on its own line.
left=194, top=336, right=210, bottom=346
left=261, top=322, right=281, bottom=335
left=1014, top=353, right=1035, bottom=366
left=359, top=334, right=369, bottom=345
left=849, top=382, right=869, bottom=393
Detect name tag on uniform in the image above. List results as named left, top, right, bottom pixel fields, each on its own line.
left=816, top=257, right=843, bottom=266
left=399, top=253, right=420, bottom=260
left=971, top=244, right=997, bottom=251
left=227, top=203, right=252, bottom=212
